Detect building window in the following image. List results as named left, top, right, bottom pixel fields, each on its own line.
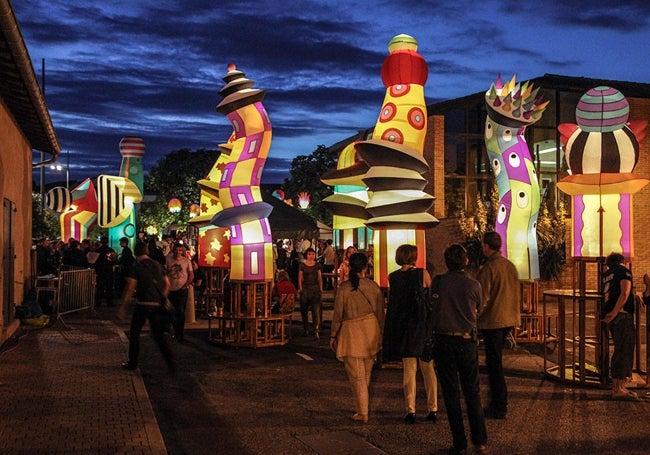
left=443, top=105, right=491, bottom=217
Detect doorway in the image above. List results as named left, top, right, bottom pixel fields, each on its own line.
left=3, top=198, right=15, bottom=326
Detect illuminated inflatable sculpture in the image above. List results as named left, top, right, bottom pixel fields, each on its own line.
left=59, top=179, right=98, bottom=241
left=114, top=136, right=145, bottom=250
left=47, top=180, right=98, bottom=241
left=97, top=174, right=141, bottom=233
left=557, top=86, right=648, bottom=258
left=484, top=75, right=549, bottom=280
left=96, top=137, right=145, bottom=252
left=46, top=186, right=72, bottom=213
left=321, top=141, right=372, bottom=250
left=354, top=34, right=438, bottom=287
left=189, top=142, right=233, bottom=268
left=210, top=64, right=274, bottom=282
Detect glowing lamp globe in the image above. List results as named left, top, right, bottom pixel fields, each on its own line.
left=168, top=198, right=182, bottom=213
left=119, top=136, right=145, bottom=158
left=189, top=203, right=200, bottom=218
left=297, top=192, right=310, bottom=209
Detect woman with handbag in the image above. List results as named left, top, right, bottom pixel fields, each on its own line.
left=382, top=244, right=438, bottom=424
left=329, top=253, right=385, bottom=424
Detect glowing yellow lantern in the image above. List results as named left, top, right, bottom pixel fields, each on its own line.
left=168, top=198, right=182, bottom=213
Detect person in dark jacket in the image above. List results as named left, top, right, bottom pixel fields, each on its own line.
left=116, top=237, right=135, bottom=295
left=147, top=237, right=166, bottom=266
left=94, top=236, right=117, bottom=306
left=382, top=244, right=437, bottom=424
left=35, top=238, right=57, bottom=276
left=117, top=241, right=175, bottom=373
left=432, top=244, right=488, bottom=455
left=61, top=239, right=88, bottom=268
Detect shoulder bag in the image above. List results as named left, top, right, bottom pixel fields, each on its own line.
left=419, top=273, right=441, bottom=363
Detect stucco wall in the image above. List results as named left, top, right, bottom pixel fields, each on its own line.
left=0, top=98, right=33, bottom=344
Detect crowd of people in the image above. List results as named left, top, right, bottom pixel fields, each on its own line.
left=327, top=233, right=519, bottom=455
left=33, top=232, right=199, bottom=318
left=34, top=231, right=642, bottom=454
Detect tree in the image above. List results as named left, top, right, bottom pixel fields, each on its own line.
left=282, top=145, right=338, bottom=226
left=537, top=197, right=567, bottom=282
left=32, top=192, right=61, bottom=240
left=139, top=148, right=219, bottom=234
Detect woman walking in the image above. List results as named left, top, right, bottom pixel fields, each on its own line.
left=298, top=247, right=323, bottom=339
left=382, top=244, right=438, bottom=424
left=330, top=253, right=385, bottom=423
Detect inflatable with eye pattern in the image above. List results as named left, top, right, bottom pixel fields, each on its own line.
left=484, top=75, right=548, bottom=280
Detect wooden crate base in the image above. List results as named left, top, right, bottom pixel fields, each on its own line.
left=208, top=315, right=289, bottom=347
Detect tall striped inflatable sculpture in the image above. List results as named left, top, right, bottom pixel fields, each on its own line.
left=210, top=64, right=274, bottom=282
left=484, top=75, right=548, bottom=280
left=354, top=34, right=438, bottom=287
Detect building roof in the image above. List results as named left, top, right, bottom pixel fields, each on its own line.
left=0, top=0, right=60, bottom=156
left=262, top=189, right=320, bottom=240
left=427, top=73, right=650, bottom=114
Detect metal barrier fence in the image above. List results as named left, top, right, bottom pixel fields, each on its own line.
left=56, top=267, right=95, bottom=319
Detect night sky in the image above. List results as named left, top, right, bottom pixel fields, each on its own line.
left=15, top=0, right=650, bottom=185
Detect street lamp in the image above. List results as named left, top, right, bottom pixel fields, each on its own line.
left=49, top=150, right=70, bottom=190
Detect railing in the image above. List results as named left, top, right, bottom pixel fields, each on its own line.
left=56, top=267, right=96, bottom=320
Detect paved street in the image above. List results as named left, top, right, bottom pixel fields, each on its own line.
left=1, top=304, right=650, bottom=454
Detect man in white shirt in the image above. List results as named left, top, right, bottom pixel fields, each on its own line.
left=321, top=239, right=338, bottom=291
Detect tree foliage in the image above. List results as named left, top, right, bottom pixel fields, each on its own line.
left=458, top=190, right=495, bottom=273
left=281, top=144, right=338, bottom=226
left=31, top=193, right=60, bottom=239
left=537, top=197, right=567, bottom=282
left=138, top=148, right=219, bottom=234
left=458, top=182, right=568, bottom=282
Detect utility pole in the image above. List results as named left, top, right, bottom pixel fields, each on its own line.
left=40, top=58, right=45, bottom=208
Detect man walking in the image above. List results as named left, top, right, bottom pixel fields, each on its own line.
left=117, top=241, right=175, bottom=372
left=165, top=242, right=194, bottom=342
left=432, top=244, right=488, bottom=454
left=477, top=231, right=520, bottom=419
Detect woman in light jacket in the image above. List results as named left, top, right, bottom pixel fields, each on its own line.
left=329, top=253, right=385, bottom=423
